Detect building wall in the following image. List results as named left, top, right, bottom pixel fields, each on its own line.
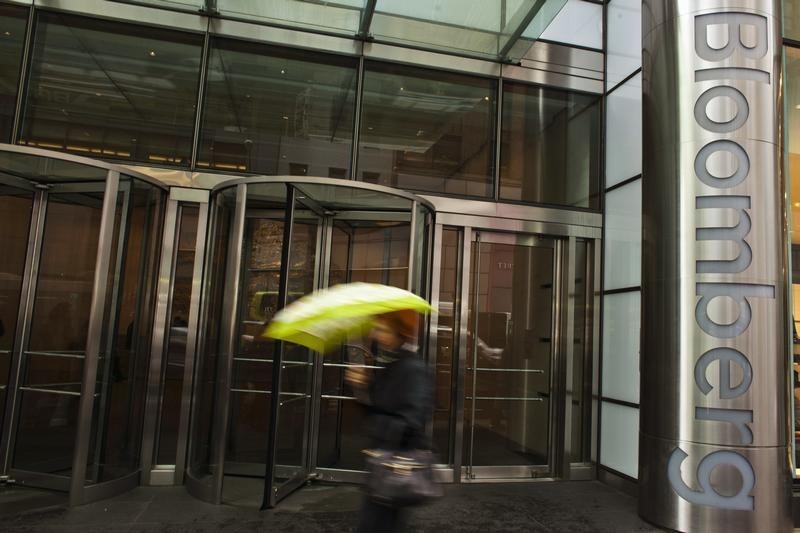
left=599, top=0, right=642, bottom=480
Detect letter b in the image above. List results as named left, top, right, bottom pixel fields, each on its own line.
left=695, top=13, right=768, bottom=63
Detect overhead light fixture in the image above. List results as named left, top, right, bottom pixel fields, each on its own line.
left=281, top=68, right=286, bottom=74
left=149, top=50, right=156, bottom=57
left=3, top=31, right=10, bottom=37
left=794, top=202, right=800, bottom=207
left=282, top=115, right=289, bottom=120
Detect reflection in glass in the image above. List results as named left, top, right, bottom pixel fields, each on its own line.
left=358, top=62, right=496, bottom=198
left=0, top=5, right=27, bottom=142
left=216, top=0, right=366, bottom=37
left=0, top=189, right=33, bottom=433
left=156, top=206, right=199, bottom=465
left=465, top=238, right=554, bottom=468
left=188, top=190, right=233, bottom=482
left=569, top=239, right=592, bottom=463
left=20, top=12, right=203, bottom=166
left=432, top=228, right=460, bottom=464
left=500, top=83, right=601, bottom=209
left=92, top=179, right=164, bottom=482
left=198, top=39, right=357, bottom=175
left=13, top=192, right=103, bottom=474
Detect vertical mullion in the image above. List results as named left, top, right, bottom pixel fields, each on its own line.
left=70, top=170, right=120, bottom=506
left=452, top=227, right=470, bottom=480
left=190, top=26, right=211, bottom=169
left=11, top=5, right=35, bottom=144
left=262, top=185, right=296, bottom=509
left=350, top=55, right=365, bottom=180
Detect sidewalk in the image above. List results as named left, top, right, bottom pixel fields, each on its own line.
left=3, top=480, right=663, bottom=532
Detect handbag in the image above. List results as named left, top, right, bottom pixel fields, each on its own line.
left=363, top=448, right=444, bottom=507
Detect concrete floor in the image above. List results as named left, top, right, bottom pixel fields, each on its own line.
left=1, top=480, right=664, bottom=532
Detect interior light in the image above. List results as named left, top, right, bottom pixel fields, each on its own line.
left=3, top=31, right=10, bottom=37
left=282, top=115, right=289, bottom=120
left=796, top=104, right=800, bottom=110
left=149, top=50, right=156, bottom=57
left=794, top=202, right=800, bottom=207
left=400, top=87, right=404, bottom=91
left=484, top=96, right=490, bottom=101
left=281, top=68, right=286, bottom=74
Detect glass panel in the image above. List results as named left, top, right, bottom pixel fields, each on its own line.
left=500, top=82, right=601, bottom=209
left=465, top=238, right=554, bottom=468
left=115, top=0, right=204, bottom=11
left=538, top=0, right=602, bottom=50
left=606, top=0, right=641, bottom=90
left=0, top=186, right=33, bottom=430
left=156, top=205, right=199, bottom=465
left=198, top=38, right=358, bottom=175
left=20, top=12, right=203, bottom=166
left=0, top=5, right=28, bottom=142
left=92, top=179, right=164, bottom=482
left=599, top=401, right=639, bottom=478
left=605, top=73, right=642, bottom=188
left=317, top=217, right=412, bottom=471
left=188, top=188, right=233, bottom=482
left=371, top=0, right=562, bottom=60
left=13, top=191, right=104, bottom=475
left=569, top=239, right=591, bottom=464
left=358, top=62, right=496, bottom=198
left=216, top=0, right=366, bottom=37
left=787, top=3, right=800, bottom=40
left=601, top=291, right=640, bottom=404
left=432, top=227, right=460, bottom=464
left=603, top=180, right=641, bottom=290
left=785, top=45, right=800, bottom=474
left=272, top=200, right=318, bottom=489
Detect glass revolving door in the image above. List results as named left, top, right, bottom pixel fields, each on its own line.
left=0, top=145, right=166, bottom=504
left=186, top=178, right=433, bottom=508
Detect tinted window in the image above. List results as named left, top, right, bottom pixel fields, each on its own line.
left=358, top=62, right=496, bottom=198
left=20, top=12, right=203, bottom=166
left=0, top=5, right=28, bottom=142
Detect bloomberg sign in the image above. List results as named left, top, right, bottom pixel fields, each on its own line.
left=641, top=2, right=792, bottom=532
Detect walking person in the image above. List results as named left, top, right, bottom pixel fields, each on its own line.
left=346, top=309, right=435, bottom=533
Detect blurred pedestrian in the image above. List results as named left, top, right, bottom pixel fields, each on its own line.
left=346, top=309, right=434, bottom=533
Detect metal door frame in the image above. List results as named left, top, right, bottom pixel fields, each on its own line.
left=0, top=172, right=150, bottom=503
left=461, top=230, right=561, bottom=480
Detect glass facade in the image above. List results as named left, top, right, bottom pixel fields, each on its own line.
left=358, top=62, right=496, bottom=198
left=500, top=83, right=601, bottom=208
left=0, top=0, right=610, bottom=508
left=0, top=8, right=604, bottom=211
left=198, top=39, right=357, bottom=175
left=20, top=12, right=203, bottom=165
left=0, top=4, right=27, bottom=143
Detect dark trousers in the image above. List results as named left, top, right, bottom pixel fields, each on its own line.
left=358, top=497, right=407, bottom=533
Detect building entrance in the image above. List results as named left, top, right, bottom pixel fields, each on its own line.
left=464, top=232, right=556, bottom=479
left=0, top=145, right=166, bottom=504
left=185, top=178, right=432, bottom=507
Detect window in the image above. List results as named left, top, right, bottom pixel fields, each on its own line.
left=0, top=5, right=29, bottom=142
left=500, top=82, right=601, bottom=209
left=20, top=12, right=203, bottom=166
left=198, top=38, right=357, bottom=176
left=358, top=62, right=496, bottom=198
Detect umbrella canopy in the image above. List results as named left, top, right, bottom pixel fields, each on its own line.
left=262, top=282, right=431, bottom=353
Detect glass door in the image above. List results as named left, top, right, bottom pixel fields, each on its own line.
left=463, top=231, right=557, bottom=479
left=0, top=179, right=35, bottom=444
left=312, top=216, right=412, bottom=480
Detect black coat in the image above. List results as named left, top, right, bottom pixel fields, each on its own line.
left=366, top=348, right=433, bottom=451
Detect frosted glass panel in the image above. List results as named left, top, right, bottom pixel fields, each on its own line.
left=606, top=0, right=641, bottom=89
left=539, top=0, right=602, bottom=50
left=600, top=402, right=639, bottom=478
left=601, top=291, right=640, bottom=404
left=605, top=73, right=642, bottom=187
left=604, top=180, right=641, bottom=290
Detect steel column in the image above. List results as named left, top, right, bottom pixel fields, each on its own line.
left=640, top=1, right=791, bottom=530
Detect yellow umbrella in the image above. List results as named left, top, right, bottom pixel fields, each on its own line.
left=262, top=282, right=431, bottom=353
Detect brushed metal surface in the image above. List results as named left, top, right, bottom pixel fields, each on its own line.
left=640, top=1, right=791, bottom=531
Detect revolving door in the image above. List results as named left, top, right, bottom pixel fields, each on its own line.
left=0, top=145, right=166, bottom=505
left=185, top=178, right=433, bottom=508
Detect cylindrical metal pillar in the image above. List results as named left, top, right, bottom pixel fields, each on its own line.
left=640, top=1, right=792, bottom=531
